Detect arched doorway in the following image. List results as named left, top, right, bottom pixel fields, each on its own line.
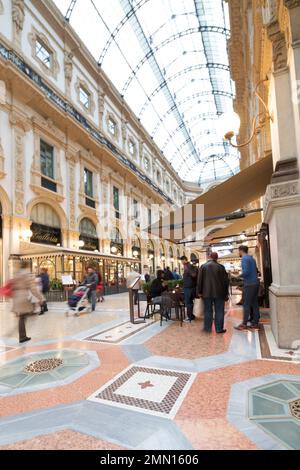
left=110, top=227, right=123, bottom=256
left=30, top=203, right=62, bottom=246
left=160, top=243, right=166, bottom=269
left=79, top=218, right=99, bottom=251
left=191, top=252, right=199, bottom=266
left=147, top=239, right=155, bottom=274
left=132, top=235, right=141, bottom=261
left=169, top=246, right=174, bottom=271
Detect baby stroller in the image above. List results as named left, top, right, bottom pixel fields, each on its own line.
left=65, top=285, right=92, bottom=316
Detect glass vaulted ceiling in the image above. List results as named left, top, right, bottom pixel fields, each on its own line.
left=54, top=0, right=240, bottom=187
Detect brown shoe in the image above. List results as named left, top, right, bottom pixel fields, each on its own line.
left=234, top=324, right=248, bottom=331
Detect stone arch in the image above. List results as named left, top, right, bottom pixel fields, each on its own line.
left=27, top=197, right=68, bottom=230
left=0, top=186, right=12, bottom=215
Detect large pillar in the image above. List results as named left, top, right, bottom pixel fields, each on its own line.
left=264, top=13, right=300, bottom=348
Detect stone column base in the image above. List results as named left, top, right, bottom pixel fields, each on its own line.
left=269, top=285, right=300, bottom=349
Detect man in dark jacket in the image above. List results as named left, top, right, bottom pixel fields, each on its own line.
left=164, top=267, right=174, bottom=281
left=196, top=252, right=229, bottom=334
left=39, top=268, right=49, bottom=315
left=82, top=266, right=98, bottom=311
left=180, top=256, right=198, bottom=322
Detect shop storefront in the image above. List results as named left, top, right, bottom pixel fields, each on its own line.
left=21, top=246, right=140, bottom=296
left=30, top=203, right=62, bottom=246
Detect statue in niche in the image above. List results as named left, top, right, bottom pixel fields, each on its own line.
left=12, top=0, right=25, bottom=34
left=64, top=50, right=73, bottom=83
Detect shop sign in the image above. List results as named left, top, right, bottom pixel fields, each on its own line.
left=31, top=223, right=61, bottom=246
left=80, top=235, right=99, bottom=252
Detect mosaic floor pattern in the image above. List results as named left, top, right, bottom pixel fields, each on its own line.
left=89, top=365, right=196, bottom=418
left=83, top=319, right=156, bottom=344
left=258, top=325, right=300, bottom=362
left=249, top=380, right=300, bottom=449
left=0, top=349, right=91, bottom=394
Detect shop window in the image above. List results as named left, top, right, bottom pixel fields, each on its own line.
left=35, top=38, right=51, bottom=68
left=84, top=168, right=93, bottom=198
left=30, top=203, right=61, bottom=246
left=79, top=218, right=99, bottom=251
left=79, top=86, right=90, bottom=109
left=40, top=140, right=54, bottom=180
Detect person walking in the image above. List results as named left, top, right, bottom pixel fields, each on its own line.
left=235, top=245, right=260, bottom=331
left=180, top=256, right=198, bottom=322
left=38, top=267, right=50, bottom=315
left=96, top=271, right=105, bottom=303
left=126, top=268, right=141, bottom=305
left=196, top=252, right=229, bottom=334
left=82, top=266, right=98, bottom=311
left=11, top=260, right=44, bottom=343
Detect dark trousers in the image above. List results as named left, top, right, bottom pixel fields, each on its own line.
left=18, top=315, right=27, bottom=341
left=184, top=287, right=195, bottom=319
left=203, top=298, right=225, bottom=333
left=243, top=283, right=260, bottom=325
left=88, top=290, right=97, bottom=311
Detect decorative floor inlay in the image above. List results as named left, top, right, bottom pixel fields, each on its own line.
left=88, top=365, right=196, bottom=418
left=83, top=319, right=156, bottom=344
left=0, top=350, right=90, bottom=393
left=290, top=399, right=300, bottom=420
left=258, top=325, right=300, bottom=363
left=24, top=358, right=64, bottom=374
left=249, top=380, right=300, bottom=449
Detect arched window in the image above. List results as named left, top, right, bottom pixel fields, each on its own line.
left=79, top=218, right=99, bottom=251
left=110, top=227, right=123, bottom=256
left=169, top=246, right=174, bottom=270
left=132, top=235, right=141, bottom=259
left=30, top=203, right=61, bottom=245
left=147, top=239, right=155, bottom=273
left=191, top=252, right=199, bottom=265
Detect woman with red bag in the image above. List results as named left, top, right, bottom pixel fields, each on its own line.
left=96, top=271, right=105, bottom=303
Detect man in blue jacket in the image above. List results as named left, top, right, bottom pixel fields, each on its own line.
left=235, top=245, right=260, bottom=331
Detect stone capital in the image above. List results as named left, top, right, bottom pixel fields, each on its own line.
left=264, top=179, right=300, bottom=221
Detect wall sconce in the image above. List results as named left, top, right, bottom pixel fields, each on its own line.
left=220, top=78, right=273, bottom=148
left=111, top=246, right=117, bottom=254
left=20, top=229, right=33, bottom=241
left=77, top=240, right=85, bottom=248
left=170, top=257, right=174, bottom=263
left=132, top=250, right=139, bottom=257
left=161, top=255, right=165, bottom=261
left=149, top=253, right=154, bottom=260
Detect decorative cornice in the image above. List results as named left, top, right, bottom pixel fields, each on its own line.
left=264, top=179, right=300, bottom=220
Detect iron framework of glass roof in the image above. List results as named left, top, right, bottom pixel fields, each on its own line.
left=55, top=0, right=240, bottom=186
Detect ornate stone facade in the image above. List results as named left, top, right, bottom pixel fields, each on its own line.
left=64, top=50, right=73, bottom=97
left=12, top=0, right=25, bottom=46
left=28, top=26, right=60, bottom=79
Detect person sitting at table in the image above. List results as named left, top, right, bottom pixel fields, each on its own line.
left=150, top=270, right=172, bottom=318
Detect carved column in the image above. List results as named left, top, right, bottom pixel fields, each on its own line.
left=284, top=0, right=300, bottom=170
left=262, top=11, right=300, bottom=349
left=11, top=0, right=25, bottom=48
left=98, top=91, right=105, bottom=130
left=64, top=50, right=73, bottom=98
left=10, top=113, right=29, bottom=217
left=267, top=21, right=298, bottom=179
left=0, top=137, right=5, bottom=178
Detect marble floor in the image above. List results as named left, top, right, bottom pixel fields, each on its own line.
left=0, top=294, right=299, bottom=450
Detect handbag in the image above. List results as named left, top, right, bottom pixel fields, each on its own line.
left=0, top=280, right=13, bottom=298
left=193, top=297, right=204, bottom=319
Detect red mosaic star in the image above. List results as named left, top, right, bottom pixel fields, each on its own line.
left=138, top=380, right=154, bottom=389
